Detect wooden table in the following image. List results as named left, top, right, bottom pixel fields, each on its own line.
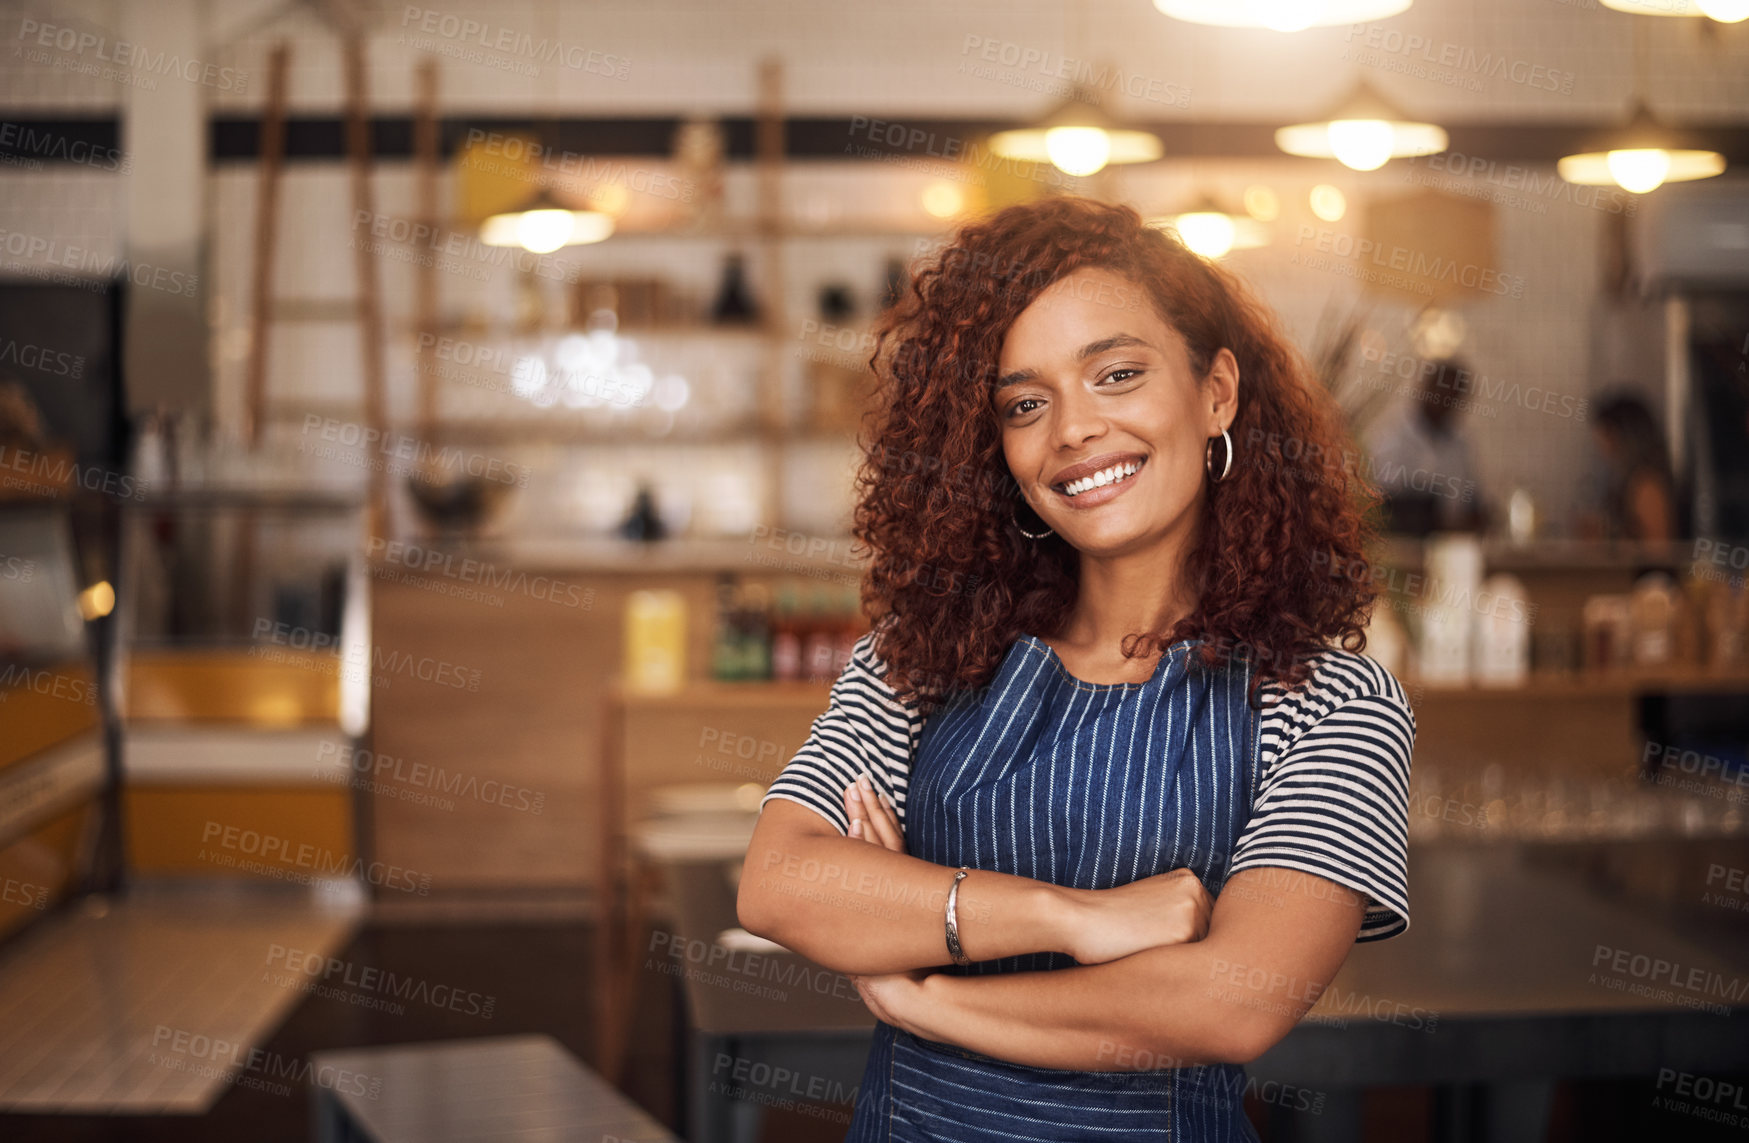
left=308, top=1035, right=680, bottom=1143
left=651, top=837, right=1749, bottom=1143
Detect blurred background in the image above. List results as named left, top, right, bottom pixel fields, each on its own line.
left=0, top=0, right=1747, bottom=1140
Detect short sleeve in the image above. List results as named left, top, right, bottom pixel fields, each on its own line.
left=1228, top=676, right=1416, bottom=943
left=758, top=627, right=923, bottom=836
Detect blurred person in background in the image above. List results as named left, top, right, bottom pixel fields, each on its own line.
left=1362, top=356, right=1487, bottom=535
left=1576, top=391, right=1679, bottom=542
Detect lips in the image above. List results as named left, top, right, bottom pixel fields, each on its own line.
left=1048, top=452, right=1147, bottom=496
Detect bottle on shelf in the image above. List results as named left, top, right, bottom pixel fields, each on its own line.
left=711, top=573, right=744, bottom=681
left=618, top=482, right=668, bottom=542
left=623, top=589, right=687, bottom=694
left=710, top=251, right=760, bottom=325
left=739, top=581, right=773, bottom=681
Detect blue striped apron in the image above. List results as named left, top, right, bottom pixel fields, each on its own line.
left=844, top=633, right=1264, bottom=1143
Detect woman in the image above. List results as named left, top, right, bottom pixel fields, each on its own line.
left=737, top=195, right=1415, bottom=1141
left=1578, top=392, right=1678, bottom=542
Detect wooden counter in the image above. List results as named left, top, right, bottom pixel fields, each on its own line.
left=366, top=560, right=839, bottom=898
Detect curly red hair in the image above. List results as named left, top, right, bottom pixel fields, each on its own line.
left=853, top=194, right=1379, bottom=716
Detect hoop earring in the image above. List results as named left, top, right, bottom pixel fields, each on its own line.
left=1205, top=428, right=1234, bottom=484
left=1014, top=499, right=1053, bottom=540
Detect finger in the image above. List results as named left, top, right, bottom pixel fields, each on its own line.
left=858, top=777, right=905, bottom=851
left=843, top=782, right=870, bottom=838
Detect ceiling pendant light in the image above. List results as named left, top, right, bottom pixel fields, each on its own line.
left=479, top=189, right=615, bottom=253
left=1150, top=194, right=1270, bottom=259
left=1153, top=0, right=1412, bottom=30
left=988, top=87, right=1164, bottom=177
left=1556, top=100, right=1726, bottom=194
left=1600, top=0, right=1749, bottom=22
left=1275, top=80, right=1447, bottom=170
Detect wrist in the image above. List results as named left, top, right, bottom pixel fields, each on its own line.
left=1036, top=883, right=1091, bottom=960
left=909, top=972, right=956, bottom=1041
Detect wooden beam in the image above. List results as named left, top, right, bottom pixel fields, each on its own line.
left=413, top=57, right=440, bottom=441
left=343, top=33, right=389, bottom=538
left=242, top=42, right=289, bottom=451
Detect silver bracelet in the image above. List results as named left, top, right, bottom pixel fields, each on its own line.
left=944, top=867, right=972, bottom=967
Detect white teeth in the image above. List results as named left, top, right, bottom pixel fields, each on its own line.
left=1060, top=459, right=1141, bottom=497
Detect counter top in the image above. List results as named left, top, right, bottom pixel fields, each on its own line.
left=372, top=534, right=866, bottom=576
left=1377, top=536, right=1701, bottom=572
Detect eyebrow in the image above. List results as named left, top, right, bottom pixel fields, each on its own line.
left=993, top=333, right=1155, bottom=392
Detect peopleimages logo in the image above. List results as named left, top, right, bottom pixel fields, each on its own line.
left=399, top=7, right=630, bottom=79
left=15, top=19, right=249, bottom=93
left=1293, top=226, right=1526, bottom=299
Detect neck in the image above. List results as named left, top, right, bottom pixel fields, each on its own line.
left=1060, top=510, right=1201, bottom=655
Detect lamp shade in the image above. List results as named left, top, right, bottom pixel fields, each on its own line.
left=1275, top=80, right=1447, bottom=170
left=479, top=189, right=615, bottom=253
left=1556, top=100, right=1727, bottom=193
left=1150, top=195, right=1270, bottom=259
left=1154, top=0, right=1412, bottom=29
left=988, top=89, right=1163, bottom=176
left=1600, top=0, right=1749, bottom=21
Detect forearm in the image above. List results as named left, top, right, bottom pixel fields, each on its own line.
left=739, top=830, right=1078, bottom=975
left=906, top=939, right=1264, bottom=1070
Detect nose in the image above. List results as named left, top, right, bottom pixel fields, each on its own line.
left=1049, top=383, right=1107, bottom=455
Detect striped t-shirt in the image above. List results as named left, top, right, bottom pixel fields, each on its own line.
left=760, top=630, right=1416, bottom=942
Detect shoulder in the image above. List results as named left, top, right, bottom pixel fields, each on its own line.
left=1257, top=648, right=1417, bottom=765
left=842, top=625, right=928, bottom=734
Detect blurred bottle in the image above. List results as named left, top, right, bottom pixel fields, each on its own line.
left=1473, top=573, right=1530, bottom=686
left=1582, top=594, right=1632, bottom=670
left=710, top=251, right=759, bottom=324
left=624, top=589, right=686, bottom=693
left=1706, top=581, right=1747, bottom=670
left=740, top=581, right=773, bottom=680
left=1628, top=572, right=1676, bottom=667
left=771, top=581, right=803, bottom=682
left=711, top=573, right=744, bottom=681
left=1419, top=535, right=1482, bottom=684
left=619, top=482, right=668, bottom=542
left=1506, top=487, right=1538, bottom=545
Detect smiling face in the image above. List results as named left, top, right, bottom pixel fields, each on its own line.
left=993, top=265, right=1238, bottom=558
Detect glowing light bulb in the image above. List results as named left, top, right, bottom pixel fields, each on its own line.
left=515, top=208, right=575, bottom=253
left=1247, top=0, right=1325, bottom=30
left=77, top=581, right=115, bottom=620
left=1044, top=126, right=1112, bottom=176
left=1327, top=119, right=1396, bottom=171
left=1697, top=0, right=1749, bottom=20
left=1243, top=185, right=1280, bottom=222
left=921, top=181, right=964, bottom=219
left=1310, top=184, right=1347, bottom=222
left=1606, top=149, right=1672, bottom=194
left=1175, top=212, right=1237, bottom=258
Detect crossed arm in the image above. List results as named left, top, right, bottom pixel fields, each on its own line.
left=737, top=779, right=1367, bottom=1069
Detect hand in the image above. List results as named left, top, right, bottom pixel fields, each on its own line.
left=1061, top=867, right=1214, bottom=965
left=842, top=773, right=905, bottom=855
left=848, top=967, right=933, bottom=1035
